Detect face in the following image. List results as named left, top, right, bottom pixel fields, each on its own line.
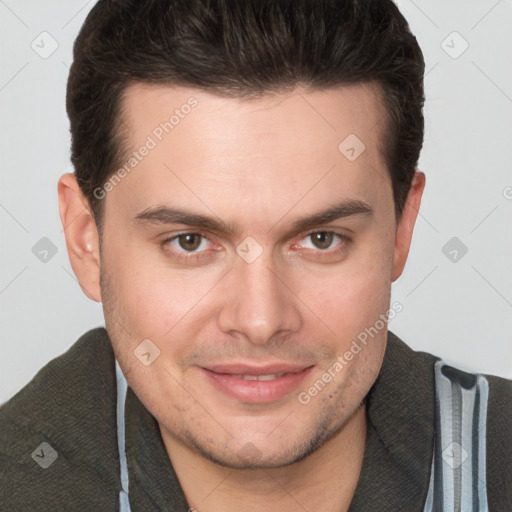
left=74, top=82, right=422, bottom=469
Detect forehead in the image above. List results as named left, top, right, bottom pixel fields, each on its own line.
left=106, top=82, right=390, bottom=229
left=120, top=81, right=387, bottom=148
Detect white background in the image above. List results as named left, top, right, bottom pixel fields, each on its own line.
left=1, top=0, right=511, bottom=405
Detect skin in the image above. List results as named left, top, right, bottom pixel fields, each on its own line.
left=58, top=82, right=425, bottom=511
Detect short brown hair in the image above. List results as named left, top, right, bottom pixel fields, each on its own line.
left=67, top=0, right=425, bottom=233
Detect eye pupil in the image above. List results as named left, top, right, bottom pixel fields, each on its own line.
left=312, top=232, right=333, bottom=249
left=179, top=234, right=201, bottom=251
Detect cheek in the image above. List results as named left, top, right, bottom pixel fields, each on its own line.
left=297, top=246, right=393, bottom=336
left=125, top=275, right=207, bottom=342
left=107, top=241, right=212, bottom=332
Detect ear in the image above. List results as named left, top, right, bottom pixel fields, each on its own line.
left=391, top=171, right=426, bottom=282
left=57, top=173, right=102, bottom=302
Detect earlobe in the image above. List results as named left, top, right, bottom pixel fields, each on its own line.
left=391, top=171, right=426, bottom=282
left=57, top=173, right=102, bottom=302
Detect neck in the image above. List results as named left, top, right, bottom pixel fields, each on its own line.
left=160, top=402, right=367, bottom=512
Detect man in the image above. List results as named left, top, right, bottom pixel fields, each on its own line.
left=0, top=0, right=510, bottom=510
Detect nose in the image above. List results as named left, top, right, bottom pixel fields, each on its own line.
left=217, top=247, right=302, bottom=346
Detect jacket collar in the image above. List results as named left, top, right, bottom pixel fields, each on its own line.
left=349, top=330, right=437, bottom=510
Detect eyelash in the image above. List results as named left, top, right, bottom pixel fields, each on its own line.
left=160, top=230, right=351, bottom=263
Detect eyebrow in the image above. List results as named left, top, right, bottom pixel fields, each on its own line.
left=133, top=199, right=373, bottom=236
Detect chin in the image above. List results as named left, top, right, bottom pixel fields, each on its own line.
left=188, top=420, right=335, bottom=470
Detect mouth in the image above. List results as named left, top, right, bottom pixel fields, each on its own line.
left=226, top=372, right=297, bottom=381
left=199, top=363, right=315, bottom=403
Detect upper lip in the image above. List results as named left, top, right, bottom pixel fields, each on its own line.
left=202, top=363, right=314, bottom=376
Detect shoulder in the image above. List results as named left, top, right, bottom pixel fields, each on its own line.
left=0, top=327, right=120, bottom=510
left=386, top=330, right=512, bottom=506
left=385, top=329, right=512, bottom=403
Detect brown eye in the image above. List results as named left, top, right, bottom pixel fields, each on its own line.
left=309, top=232, right=334, bottom=250
left=161, top=232, right=215, bottom=264
left=177, top=233, right=202, bottom=252
left=295, top=231, right=350, bottom=261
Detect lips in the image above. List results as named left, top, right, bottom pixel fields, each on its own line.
left=204, top=363, right=311, bottom=376
left=199, top=363, right=314, bottom=403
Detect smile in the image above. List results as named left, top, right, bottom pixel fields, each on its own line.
left=200, top=365, right=315, bottom=403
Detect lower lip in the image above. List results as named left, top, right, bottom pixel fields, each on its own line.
left=200, top=366, right=314, bottom=403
